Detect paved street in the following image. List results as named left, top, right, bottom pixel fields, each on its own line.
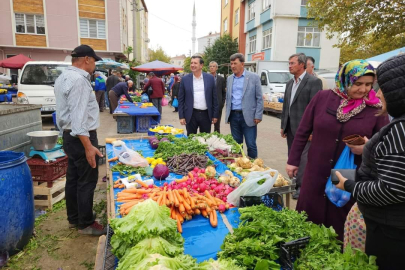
left=43, top=104, right=297, bottom=208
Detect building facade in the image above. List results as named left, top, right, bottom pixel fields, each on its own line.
left=220, top=0, right=246, bottom=55
left=127, top=0, right=149, bottom=63
left=197, top=32, right=220, bottom=54
left=243, top=0, right=339, bottom=70
left=170, top=55, right=186, bottom=68
left=0, top=0, right=149, bottom=70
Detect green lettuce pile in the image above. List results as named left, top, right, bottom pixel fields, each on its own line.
left=218, top=205, right=377, bottom=270
left=110, top=199, right=197, bottom=269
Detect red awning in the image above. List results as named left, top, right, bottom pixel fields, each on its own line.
left=0, top=54, right=32, bottom=69
left=132, top=60, right=183, bottom=76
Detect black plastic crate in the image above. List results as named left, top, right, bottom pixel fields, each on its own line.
left=239, top=192, right=284, bottom=211
left=98, top=145, right=106, bottom=165
left=279, top=237, right=310, bottom=270
left=102, top=225, right=118, bottom=270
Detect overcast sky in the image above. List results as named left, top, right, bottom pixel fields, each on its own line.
left=145, top=0, right=221, bottom=57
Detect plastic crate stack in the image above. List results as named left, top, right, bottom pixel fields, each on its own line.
left=27, top=156, right=68, bottom=188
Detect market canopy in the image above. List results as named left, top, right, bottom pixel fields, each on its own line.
left=367, top=46, right=405, bottom=63
left=0, top=54, right=32, bottom=69
left=131, top=60, right=183, bottom=76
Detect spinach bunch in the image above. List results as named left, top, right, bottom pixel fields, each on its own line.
left=153, top=138, right=207, bottom=160
left=111, top=164, right=147, bottom=176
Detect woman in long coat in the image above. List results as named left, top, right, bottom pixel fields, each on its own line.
left=286, top=60, right=389, bottom=240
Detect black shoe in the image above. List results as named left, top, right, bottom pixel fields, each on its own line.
left=68, top=211, right=97, bottom=229
left=292, top=187, right=300, bottom=200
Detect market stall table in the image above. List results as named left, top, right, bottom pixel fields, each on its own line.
left=113, top=102, right=161, bottom=133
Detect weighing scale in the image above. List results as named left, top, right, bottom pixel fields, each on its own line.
left=28, top=144, right=66, bottom=161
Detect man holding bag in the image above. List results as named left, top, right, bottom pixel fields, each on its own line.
left=144, top=72, right=165, bottom=116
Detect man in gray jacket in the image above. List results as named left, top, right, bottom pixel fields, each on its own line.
left=225, top=53, right=263, bottom=158
left=281, top=53, right=322, bottom=199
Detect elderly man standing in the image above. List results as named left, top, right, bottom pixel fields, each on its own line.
left=178, top=55, right=218, bottom=135
left=54, top=45, right=105, bottom=235
left=109, top=80, right=134, bottom=113
left=306, top=56, right=328, bottom=90
left=144, top=72, right=166, bottom=116
left=224, top=53, right=263, bottom=158
left=281, top=53, right=322, bottom=199
left=209, top=61, right=226, bottom=133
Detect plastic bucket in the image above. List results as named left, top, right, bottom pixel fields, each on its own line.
left=0, top=151, right=34, bottom=254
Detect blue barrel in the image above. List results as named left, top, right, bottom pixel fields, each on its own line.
left=0, top=152, right=34, bottom=255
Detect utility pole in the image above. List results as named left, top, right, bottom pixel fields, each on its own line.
left=133, top=0, right=137, bottom=61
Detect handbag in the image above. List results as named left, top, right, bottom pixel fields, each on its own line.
left=172, top=98, right=178, bottom=108
left=147, top=86, right=153, bottom=96
left=325, top=146, right=356, bottom=207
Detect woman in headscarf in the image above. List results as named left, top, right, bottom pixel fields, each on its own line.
left=335, top=55, right=405, bottom=270
left=286, top=59, right=389, bottom=241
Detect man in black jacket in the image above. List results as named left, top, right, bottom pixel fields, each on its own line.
left=281, top=53, right=322, bottom=199
left=209, top=61, right=226, bottom=133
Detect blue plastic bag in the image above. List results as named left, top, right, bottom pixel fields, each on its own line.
left=172, top=98, right=178, bottom=108
left=141, top=93, right=149, bottom=102
left=325, top=146, right=356, bottom=207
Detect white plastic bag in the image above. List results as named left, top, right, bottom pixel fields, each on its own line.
left=227, top=169, right=278, bottom=206
left=113, top=144, right=148, bottom=167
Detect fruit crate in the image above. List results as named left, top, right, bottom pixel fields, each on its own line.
left=279, top=237, right=311, bottom=270
left=239, top=192, right=284, bottom=211
left=27, top=156, right=68, bottom=187
left=102, top=225, right=118, bottom=270
left=117, top=115, right=135, bottom=134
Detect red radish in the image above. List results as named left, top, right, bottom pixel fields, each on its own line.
left=148, top=184, right=154, bottom=188
left=218, top=204, right=226, bottom=213
left=186, top=180, right=192, bottom=185
left=192, top=184, right=198, bottom=190
left=200, top=168, right=205, bottom=173
left=199, top=183, right=207, bottom=192
left=193, top=167, right=199, bottom=173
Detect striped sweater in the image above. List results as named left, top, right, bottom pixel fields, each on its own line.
left=351, top=121, right=405, bottom=206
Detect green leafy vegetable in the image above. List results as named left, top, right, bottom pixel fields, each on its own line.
left=156, top=134, right=176, bottom=141
left=111, top=164, right=147, bottom=176
left=154, top=138, right=208, bottom=160
left=257, top=178, right=266, bottom=185
left=199, top=258, right=247, bottom=270
left=57, top=137, right=63, bottom=145
left=189, top=132, right=242, bottom=154
left=116, top=237, right=184, bottom=270
left=128, top=254, right=199, bottom=270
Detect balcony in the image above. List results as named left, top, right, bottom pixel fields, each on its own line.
left=260, top=8, right=271, bottom=24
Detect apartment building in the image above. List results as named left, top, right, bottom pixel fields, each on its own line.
left=127, top=0, right=149, bottom=63
left=220, top=0, right=246, bottom=55
left=170, top=55, right=186, bottom=68
left=197, top=32, right=220, bottom=54
left=0, top=0, right=149, bottom=68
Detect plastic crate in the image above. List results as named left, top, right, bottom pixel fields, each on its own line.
left=27, top=156, right=68, bottom=187
left=117, top=115, right=135, bottom=134
left=136, top=116, right=152, bottom=133
left=102, top=225, right=119, bottom=270
left=52, top=112, right=59, bottom=130
left=98, top=145, right=106, bottom=165
left=279, top=237, right=310, bottom=270
left=239, top=192, right=284, bottom=211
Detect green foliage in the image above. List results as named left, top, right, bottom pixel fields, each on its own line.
left=124, top=46, right=133, bottom=60
left=306, top=0, right=405, bottom=63
left=153, top=137, right=208, bottom=160
left=182, top=56, right=208, bottom=73
left=148, top=46, right=171, bottom=63
left=204, top=34, right=238, bottom=76
left=111, top=164, right=147, bottom=176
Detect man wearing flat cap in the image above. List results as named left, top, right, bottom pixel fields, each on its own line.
left=54, top=45, right=106, bottom=236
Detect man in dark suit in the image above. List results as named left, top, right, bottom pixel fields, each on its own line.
left=209, top=61, right=226, bottom=133
left=106, top=71, right=120, bottom=113
left=281, top=53, right=322, bottom=199
left=178, top=55, right=219, bottom=135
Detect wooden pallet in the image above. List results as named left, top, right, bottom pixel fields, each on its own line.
left=33, top=177, right=66, bottom=210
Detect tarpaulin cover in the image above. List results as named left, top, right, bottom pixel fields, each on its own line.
left=0, top=54, right=32, bottom=69
left=114, top=101, right=161, bottom=118
left=106, top=138, right=240, bottom=263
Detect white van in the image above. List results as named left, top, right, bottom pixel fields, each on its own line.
left=17, top=61, right=70, bottom=116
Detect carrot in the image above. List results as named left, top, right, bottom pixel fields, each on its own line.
left=187, top=209, right=194, bottom=215
left=174, top=190, right=184, bottom=204
left=204, top=190, right=217, bottom=207
left=176, top=217, right=183, bottom=233
left=157, top=193, right=164, bottom=205
left=162, top=190, right=167, bottom=206
left=194, top=208, right=201, bottom=215
left=197, top=203, right=207, bottom=209
left=173, top=191, right=180, bottom=207
left=120, top=200, right=140, bottom=209
left=188, top=172, right=194, bottom=181
left=190, top=197, right=197, bottom=209
left=176, top=209, right=184, bottom=223
left=210, top=209, right=218, bottom=227
left=179, top=203, right=186, bottom=214
left=114, top=180, right=122, bottom=185
left=108, top=156, right=119, bottom=162
left=175, top=177, right=188, bottom=183
left=201, top=209, right=209, bottom=218
left=122, top=189, right=151, bottom=194
left=113, top=184, right=120, bottom=188
left=118, top=184, right=125, bottom=189
left=170, top=206, right=176, bottom=219
left=206, top=205, right=212, bottom=215
left=183, top=200, right=192, bottom=212
left=182, top=188, right=189, bottom=199
left=168, top=190, right=175, bottom=206
left=135, top=179, right=149, bottom=188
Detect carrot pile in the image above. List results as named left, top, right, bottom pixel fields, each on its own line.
left=116, top=187, right=230, bottom=233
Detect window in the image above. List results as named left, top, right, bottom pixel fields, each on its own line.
left=15, top=14, right=45, bottom=35
left=301, top=0, right=308, bottom=5
left=248, top=2, right=255, bottom=21
left=262, top=28, right=272, bottom=49
left=249, top=35, right=256, bottom=54
left=262, top=0, right=270, bottom=10
left=80, top=19, right=106, bottom=39
left=297, top=27, right=320, bottom=47
left=21, top=64, right=69, bottom=85
left=223, top=18, right=228, bottom=32
left=235, top=8, right=239, bottom=25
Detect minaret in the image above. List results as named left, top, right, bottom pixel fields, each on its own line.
left=191, top=1, right=196, bottom=55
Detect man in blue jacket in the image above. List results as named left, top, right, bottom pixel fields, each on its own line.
left=178, top=55, right=219, bottom=135
left=225, top=53, right=263, bottom=158
left=94, top=72, right=106, bottom=112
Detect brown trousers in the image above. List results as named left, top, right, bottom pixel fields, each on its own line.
left=95, top=91, right=105, bottom=112
left=109, top=90, right=118, bottom=113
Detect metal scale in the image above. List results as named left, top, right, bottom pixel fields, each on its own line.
left=29, top=144, right=66, bottom=161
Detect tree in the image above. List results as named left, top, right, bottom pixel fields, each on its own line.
left=124, top=46, right=133, bottom=60
left=182, top=56, right=208, bottom=74
left=148, top=46, right=171, bottom=63
left=307, top=0, right=405, bottom=63
left=203, top=34, right=238, bottom=75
